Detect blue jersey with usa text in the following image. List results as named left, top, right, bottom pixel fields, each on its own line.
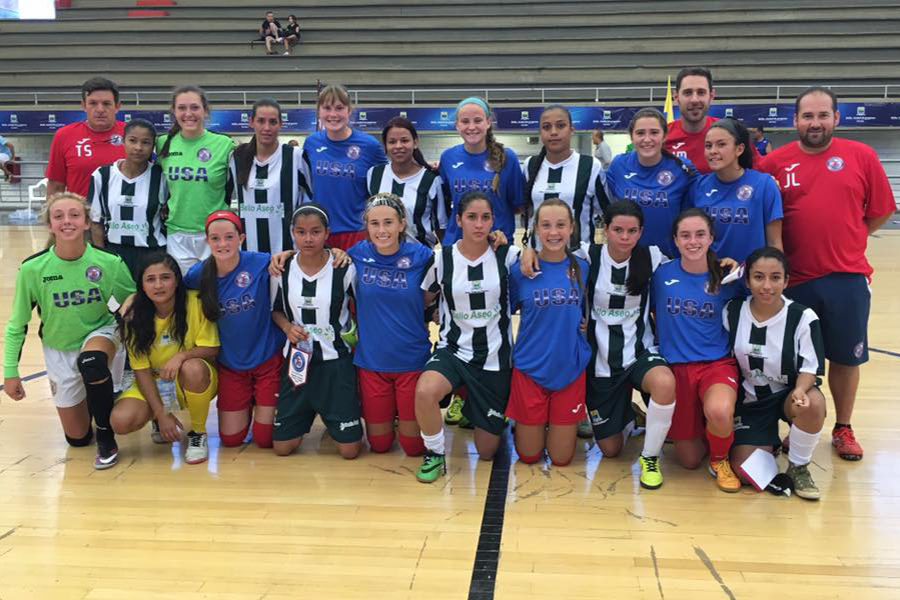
left=688, top=169, right=782, bottom=263
left=509, top=256, right=591, bottom=390
left=185, top=251, right=285, bottom=370
left=439, top=144, right=526, bottom=244
left=348, top=239, right=434, bottom=372
left=302, top=129, right=388, bottom=234
left=651, top=260, right=742, bottom=364
left=605, top=152, right=695, bottom=257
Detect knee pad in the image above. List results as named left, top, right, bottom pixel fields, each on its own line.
left=220, top=424, right=250, bottom=447
left=65, top=428, right=94, bottom=447
left=517, top=450, right=542, bottom=464
left=367, top=432, right=395, bottom=453
left=398, top=433, right=425, bottom=457
left=251, top=421, right=273, bottom=449
left=77, top=351, right=111, bottom=385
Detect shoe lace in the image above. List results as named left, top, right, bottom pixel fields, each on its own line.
left=714, top=459, right=736, bottom=479
left=642, top=456, right=659, bottom=472
left=834, top=426, right=857, bottom=445
left=189, top=433, right=203, bottom=448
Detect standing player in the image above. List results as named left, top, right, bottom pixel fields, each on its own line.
left=689, top=118, right=783, bottom=262
left=439, top=97, right=526, bottom=244
left=156, top=85, right=235, bottom=275
left=724, top=247, right=826, bottom=499
left=231, top=98, right=306, bottom=254
left=414, top=191, right=520, bottom=482
left=760, top=86, right=895, bottom=460
left=3, top=193, right=135, bottom=469
left=89, top=118, right=167, bottom=280
left=651, top=209, right=743, bottom=492
left=367, top=116, right=445, bottom=246
left=45, top=77, right=126, bottom=199
left=749, top=125, right=773, bottom=156
left=605, top=107, right=697, bottom=257
left=301, top=84, right=387, bottom=250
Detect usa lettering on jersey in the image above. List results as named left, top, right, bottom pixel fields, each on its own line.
left=167, top=166, right=209, bottom=182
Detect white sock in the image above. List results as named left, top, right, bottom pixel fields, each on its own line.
left=642, top=399, right=675, bottom=458
left=788, top=423, right=819, bottom=466
left=421, top=429, right=445, bottom=455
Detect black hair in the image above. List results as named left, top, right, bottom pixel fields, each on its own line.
left=382, top=116, right=436, bottom=174
left=627, top=107, right=697, bottom=177
left=794, top=85, right=838, bottom=113
left=158, top=85, right=209, bottom=159
left=672, top=208, right=723, bottom=294
left=124, top=251, right=188, bottom=357
left=675, top=67, right=713, bottom=92
left=123, top=118, right=157, bottom=143
left=457, top=190, right=492, bottom=218
left=534, top=198, right=584, bottom=301
left=744, top=246, right=790, bottom=284
left=234, top=98, right=282, bottom=187
left=602, top=200, right=654, bottom=296
left=291, top=202, right=330, bottom=229
left=525, top=104, right=573, bottom=201
left=708, top=117, right=753, bottom=169
left=288, top=14, right=297, bottom=21
left=81, top=76, right=119, bottom=103
left=754, top=124, right=765, bottom=134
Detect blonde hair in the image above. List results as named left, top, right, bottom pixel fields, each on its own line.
left=45, top=192, right=91, bottom=248
left=317, top=84, right=352, bottom=112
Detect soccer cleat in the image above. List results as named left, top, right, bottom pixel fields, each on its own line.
left=444, top=394, right=464, bottom=425
left=786, top=462, right=821, bottom=501
left=185, top=431, right=208, bottom=464
left=150, top=420, right=166, bottom=444
left=638, top=455, right=663, bottom=489
left=416, top=451, right=446, bottom=483
left=832, top=425, right=863, bottom=461
left=576, top=418, right=594, bottom=439
left=708, top=459, right=741, bottom=493
left=94, top=437, right=119, bottom=470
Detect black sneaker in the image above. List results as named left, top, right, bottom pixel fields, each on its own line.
left=94, top=435, right=119, bottom=470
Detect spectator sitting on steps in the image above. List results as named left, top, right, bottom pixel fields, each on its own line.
left=280, top=14, right=300, bottom=56
left=259, top=10, right=283, bottom=55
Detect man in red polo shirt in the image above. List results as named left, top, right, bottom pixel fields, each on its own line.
left=664, top=67, right=759, bottom=173
left=760, top=86, right=895, bottom=461
left=45, top=77, right=126, bottom=199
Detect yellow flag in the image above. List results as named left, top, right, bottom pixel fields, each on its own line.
left=663, top=75, right=675, bottom=123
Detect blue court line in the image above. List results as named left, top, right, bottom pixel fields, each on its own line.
left=871, top=347, right=900, bottom=359
left=0, top=370, right=47, bottom=392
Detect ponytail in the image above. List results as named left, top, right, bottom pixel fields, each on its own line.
left=157, top=121, right=181, bottom=160
left=705, top=249, right=724, bottom=295
left=524, top=146, right=547, bottom=204
left=412, top=147, right=436, bottom=174
left=198, top=255, right=221, bottom=322
left=485, top=127, right=507, bottom=193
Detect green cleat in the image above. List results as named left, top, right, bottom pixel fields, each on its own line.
left=786, top=462, right=821, bottom=501
left=444, top=394, right=464, bottom=425
left=416, top=451, right=447, bottom=483
left=639, top=455, right=663, bottom=489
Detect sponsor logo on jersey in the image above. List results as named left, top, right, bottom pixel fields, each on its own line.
left=346, top=145, right=361, bottom=159
left=827, top=156, right=844, bottom=172
left=656, top=170, right=674, bottom=186
left=736, top=184, right=754, bottom=201
left=732, top=416, right=750, bottom=431
left=109, top=134, right=123, bottom=146
left=451, top=162, right=464, bottom=169
left=234, top=271, right=252, bottom=288
left=42, top=274, right=63, bottom=283
left=396, top=257, right=411, bottom=268
left=671, top=142, right=686, bottom=150
left=85, top=266, right=102, bottom=282
left=664, top=279, right=679, bottom=286
left=339, top=419, right=360, bottom=431
left=121, top=195, right=134, bottom=205
left=749, top=343, right=766, bottom=358
left=705, top=188, right=718, bottom=197
left=589, top=409, right=608, bottom=426
left=854, top=341, right=864, bottom=358
left=302, top=296, right=315, bottom=307
left=361, top=257, right=376, bottom=263
left=196, top=148, right=212, bottom=162
left=469, top=280, right=483, bottom=291
left=570, top=403, right=583, bottom=414
left=486, top=409, right=504, bottom=420
left=160, top=333, right=173, bottom=346
left=315, top=146, right=328, bottom=153
left=785, top=163, right=801, bottom=172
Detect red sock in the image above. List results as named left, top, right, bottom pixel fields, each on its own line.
left=706, top=429, right=734, bottom=463
left=251, top=421, right=273, bottom=449
left=517, top=449, right=542, bottom=464
left=367, top=432, right=395, bottom=453
left=398, top=434, right=425, bottom=456
left=220, top=425, right=250, bottom=447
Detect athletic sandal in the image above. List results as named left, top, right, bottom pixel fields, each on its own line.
left=708, top=459, right=741, bottom=493
left=416, top=451, right=446, bottom=483
left=185, top=431, right=208, bottom=464
left=786, top=462, right=820, bottom=501
left=638, top=455, right=663, bottom=489
left=444, top=394, right=464, bottom=425
left=576, top=418, right=593, bottom=439
left=150, top=420, right=166, bottom=444
left=94, top=437, right=119, bottom=470
left=832, top=425, right=863, bottom=461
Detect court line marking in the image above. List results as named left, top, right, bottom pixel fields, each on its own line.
left=871, top=347, right=900, bottom=359
left=467, top=430, right=512, bottom=600
left=0, top=370, right=48, bottom=392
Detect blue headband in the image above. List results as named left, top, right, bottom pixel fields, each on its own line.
left=456, top=97, right=490, bottom=115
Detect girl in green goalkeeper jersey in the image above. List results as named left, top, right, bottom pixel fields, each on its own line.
left=3, top=192, right=136, bottom=470
left=156, top=85, right=235, bottom=276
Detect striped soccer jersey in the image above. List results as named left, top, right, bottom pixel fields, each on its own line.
left=230, top=144, right=307, bottom=254
left=366, top=164, right=446, bottom=245
left=523, top=151, right=607, bottom=247
left=583, top=243, right=667, bottom=377
left=88, top=161, right=167, bottom=247
left=724, top=296, right=824, bottom=406
left=423, top=243, right=520, bottom=371
left=271, top=252, right=355, bottom=362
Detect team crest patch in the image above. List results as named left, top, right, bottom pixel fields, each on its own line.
left=656, top=170, right=674, bottom=186
left=291, top=349, right=307, bottom=371
left=234, top=271, right=252, bottom=288
left=85, top=266, right=103, bottom=282
left=396, top=257, right=411, bottom=268
left=854, top=342, right=865, bottom=358
left=827, top=156, right=844, bottom=172
left=737, top=184, right=754, bottom=201
left=197, top=148, right=212, bottom=162
left=109, top=134, right=123, bottom=146
left=346, top=145, right=361, bottom=159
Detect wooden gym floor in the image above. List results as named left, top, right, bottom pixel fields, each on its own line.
left=1, top=224, right=900, bottom=600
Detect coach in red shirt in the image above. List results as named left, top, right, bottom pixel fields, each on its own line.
left=664, top=67, right=760, bottom=174
left=45, top=77, right=126, bottom=199
left=760, top=86, right=895, bottom=461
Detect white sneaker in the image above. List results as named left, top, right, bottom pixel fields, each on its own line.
left=283, top=51, right=290, bottom=55
left=185, top=431, right=208, bottom=464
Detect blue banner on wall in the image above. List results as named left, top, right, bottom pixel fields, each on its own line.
left=2, top=103, right=900, bottom=134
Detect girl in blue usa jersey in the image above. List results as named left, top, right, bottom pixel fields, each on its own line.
left=349, top=193, right=436, bottom=456
left=507, top=198, right=591, bottom=467
left=439, top=97, right=526, bottom=244
left=688, top=118, right=783, bottom=262
left=605, top=108, right=697, bottom=257
left=651, top=208, right=743, bottom=493
left=184, top=210, right=285, bottom=449
left=301, top=84, right=388, bottom=250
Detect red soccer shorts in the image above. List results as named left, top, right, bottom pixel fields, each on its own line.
left=358, top=368, right=421, bottom=423
left=216, top=351, right=283, bottom=412
left=506, top=368, right=586, bottom=426
left=327, top=230, right=367, bottom=251
left=668, top=357, right=739, bottom=441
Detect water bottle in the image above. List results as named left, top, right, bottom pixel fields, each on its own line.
left=296, top=337, right=313, bottom=354
left=156, top=379, right=177, bottom=412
